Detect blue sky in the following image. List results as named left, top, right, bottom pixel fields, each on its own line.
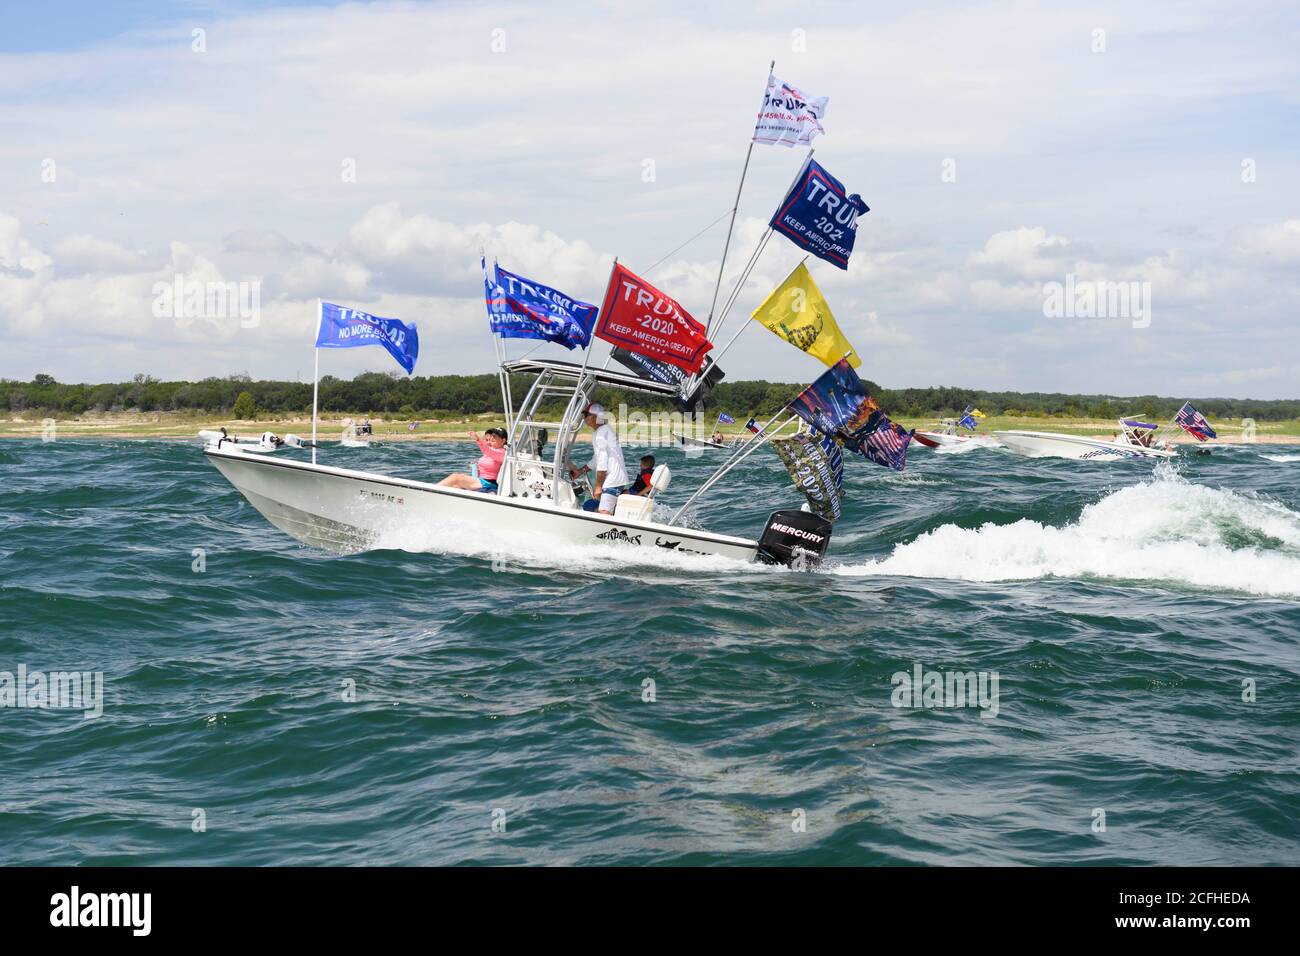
left=1, top=0, right=1297, bottom=398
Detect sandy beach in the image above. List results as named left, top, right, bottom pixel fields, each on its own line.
left=3, top=413, right=1297, bottom=444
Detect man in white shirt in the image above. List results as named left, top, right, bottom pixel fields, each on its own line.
left=568, top=402, right=629, bottom=514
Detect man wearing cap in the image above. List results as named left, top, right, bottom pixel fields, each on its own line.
left=568, top=402, right=629, bottom=514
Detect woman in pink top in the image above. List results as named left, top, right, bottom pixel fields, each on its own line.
left=438, top=428, right=507, bottom=492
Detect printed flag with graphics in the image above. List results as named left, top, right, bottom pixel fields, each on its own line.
left=770, top=159, right=870, bottom=270
left=752, top=74, right=829, bottom=147
left=315, top=301, right=419, bottom=374
left=785, top=358, right=879, bottom=438
left=1174, top=402, right=1217, bottom=441
left=483, top=258, right=596, bottom=350
left=717, top=412, right=736, bottom=425
left=771, top=432, right=845, bottom=522
left=596, top=263, right=713, bottom=374
left=751, top=262, right=861, bottom=368
left=849, top=416, right=913, bottom=472
left=785, top=357, right=912, bottom=471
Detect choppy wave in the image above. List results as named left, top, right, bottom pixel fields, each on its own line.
left=3, top=437, right=1299, bottom=866
left=836, top=468, right=1300, bottom=598
left=1262, top=453, right=1300, bottom=463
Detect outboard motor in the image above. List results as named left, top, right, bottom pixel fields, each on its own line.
left=756, top=509, right=833, bottom=570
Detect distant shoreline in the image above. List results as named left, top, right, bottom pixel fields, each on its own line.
left=3, top=414, right=1298, bottom=444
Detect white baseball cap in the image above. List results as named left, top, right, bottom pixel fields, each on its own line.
left=583, top=402, right=606, bottom=422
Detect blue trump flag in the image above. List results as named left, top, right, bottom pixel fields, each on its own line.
left=769, top=159, right=870, bottom=270
left=315, top=301, right=419, bottom=374
left=483, top=258, right=596, bottom=351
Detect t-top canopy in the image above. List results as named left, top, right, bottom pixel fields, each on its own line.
left=501, top=358, right=681, bottom=398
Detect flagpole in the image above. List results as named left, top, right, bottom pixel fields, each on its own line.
left=311, top=298, right=321, bottom=465
left=668, top=411, right=798, bottom=526
left=485, top=255, right=513, bottom=437
left=707, top=148, right=814, bottom=350
left=553, top=257, right=616, bottom=500
left=706, top=253, right=812, bottom=370
left=704, top=60, right=774, bottom=342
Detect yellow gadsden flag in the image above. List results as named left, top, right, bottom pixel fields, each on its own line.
left=750, top=263, right=861, bottom=368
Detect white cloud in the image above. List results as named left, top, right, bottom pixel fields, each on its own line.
left=0, top=1, right=1296, bottom=396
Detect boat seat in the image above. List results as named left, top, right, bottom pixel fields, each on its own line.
left=613, top=493, right=655, bottom=523
left=648, top=464, right=672, bottom=496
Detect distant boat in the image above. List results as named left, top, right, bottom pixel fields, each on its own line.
left=340, top=420, right=377, bottom=448
left=671, top=432, right=736, bottom=450
left=995, top=418, right=1177, bottom=460
left=914, top=419, right=999, bottom=450
left=913, top=405, right=996, bottom=449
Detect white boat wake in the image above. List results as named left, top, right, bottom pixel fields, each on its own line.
left=1262, top=453, right=1300, bottom=463
left=833, top=469, right=1300, bottom=599
left=372, top=513, right=764, bottom=575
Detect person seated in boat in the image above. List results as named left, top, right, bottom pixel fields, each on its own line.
left=568, top=403, right=629, bottom=514
left=711, top=430, right=725, bottom=445
left=438, top=427, right=507, bottom=492
left=628, top=455, right=656, bottom=496
left=359, top=417, right=372, bottom=436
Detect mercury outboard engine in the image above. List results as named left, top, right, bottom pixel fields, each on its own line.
left=756, top=509, right=833, bottom=570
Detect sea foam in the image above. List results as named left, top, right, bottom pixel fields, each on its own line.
left=834, top=468, right=1300, bottom=598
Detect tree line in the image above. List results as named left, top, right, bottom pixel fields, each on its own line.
left=5, top=372, right=1297, bottom=422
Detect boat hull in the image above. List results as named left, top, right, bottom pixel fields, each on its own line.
left=993, top=430, right=1175, bottom=460
left=205, top=447, right=760, bottom=561
left=915, top=430, right=999, bottom=448
left=671, top=432, right=731, bottom=450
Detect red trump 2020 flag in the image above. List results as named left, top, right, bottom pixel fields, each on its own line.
left=594, top=263, right=712, bottom=374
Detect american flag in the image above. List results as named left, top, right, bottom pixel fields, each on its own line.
left=1174, top=402, right=1216, bottom=441
left=862, top=420, right=913, bottom=471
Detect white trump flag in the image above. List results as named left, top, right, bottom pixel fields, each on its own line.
left=752, top=74, right=829, bottom=147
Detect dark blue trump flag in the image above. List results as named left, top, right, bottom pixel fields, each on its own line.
left=770, top=159, right=870, bottom=270
left=315, top=301, right=419, bottom=374
left=786, top=357, right=912, bottom=471
left=483, top=258, right=596, bottom=350
left=786, top=358, right=880, bottom=438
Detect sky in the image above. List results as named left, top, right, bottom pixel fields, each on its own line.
left=1, top=0, right=1297, bottom=398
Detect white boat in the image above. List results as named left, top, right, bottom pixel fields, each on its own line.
left=913, top=407, right=997, bottom=450
left=914, top=423, right=999, bottom=449
left=995, top=418, right=1177, bottom=460
left=198, top=429, right=307, bottom=454
left=671, top=432, right=736, bottom=450
left=203, top=359, right=831, bottom=567
left=340, top=421, right=376, bottom=447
